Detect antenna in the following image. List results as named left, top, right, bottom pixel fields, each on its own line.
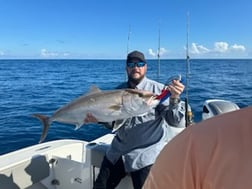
left=185, top=12, right=193, bottom=127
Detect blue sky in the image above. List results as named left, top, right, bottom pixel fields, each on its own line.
left=0, top=0, right=251, bottom=59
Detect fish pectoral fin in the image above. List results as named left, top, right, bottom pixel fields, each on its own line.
left=112, top=119, right=127, bottom=132
left=74, top=123, right=83, bottom=130
left=108, top=105, right=122, bottom=111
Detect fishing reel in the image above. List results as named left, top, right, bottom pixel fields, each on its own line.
left=156, top=75, right=182, bottom=102
left=164, top=74, right=182, bottom=88
left=158, top=74, right=194, bottom=127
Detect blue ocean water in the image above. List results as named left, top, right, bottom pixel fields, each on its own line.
left=0, top=59, right=251, bottom=155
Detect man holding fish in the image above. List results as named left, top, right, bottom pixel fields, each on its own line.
left=85, top=50, right=187, bottom=189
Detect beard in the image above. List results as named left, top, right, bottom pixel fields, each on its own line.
left=128, top=74, right=144, bottom=87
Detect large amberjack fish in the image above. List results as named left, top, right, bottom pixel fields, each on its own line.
left=33, top=86, right=160, bottom=143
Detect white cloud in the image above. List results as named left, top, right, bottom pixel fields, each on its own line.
left=191, top=43, right=210, bottom=54
left=230, top=44, right=246, bottom=51
left=189, top=41, right=247, bottom=57
left=214, top=42, right=229, bottom=53
left=148, top=47, right=168, bottom=57
left=40, top=49, right=59, bottom=57
left=40, top=49, right=71, bottom=58
left=148, top=48, right=156, bottom=57
left=159, top=48, right=167, bottom=56
left=63, top=52, right=70, bottom=56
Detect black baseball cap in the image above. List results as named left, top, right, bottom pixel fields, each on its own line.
left=126, top=50, right=146, bottom=63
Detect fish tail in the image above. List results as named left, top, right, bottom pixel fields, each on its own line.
left=33, top=114, right=50, bottom=143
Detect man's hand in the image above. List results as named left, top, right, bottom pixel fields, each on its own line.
left=84, top=113, right=98, bottom=123
left=167, top=80, right=184, bottom=99
left=84, top=113, right=113, bottom=130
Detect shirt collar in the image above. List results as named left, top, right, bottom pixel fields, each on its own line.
left=135, top=76, right=148, bottom=89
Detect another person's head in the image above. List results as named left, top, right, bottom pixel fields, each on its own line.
left=126, top=50, right=147, bottom=85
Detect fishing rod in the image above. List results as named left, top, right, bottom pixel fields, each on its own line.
left=185, top=12, right=193, bottom=127
left=157, top=24, right=161, bottom=79
left=127, top=25, right=131, bottom=55
left=126, top=25, right=131, bottom=81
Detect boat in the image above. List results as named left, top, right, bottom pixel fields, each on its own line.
left=0, top=99, right=240, bottom=189
left=0, top=133, right=133, bottom=189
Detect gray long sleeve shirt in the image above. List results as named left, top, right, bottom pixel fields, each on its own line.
left=106, top=76, right=186, bottom=172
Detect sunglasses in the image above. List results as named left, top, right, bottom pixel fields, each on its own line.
left=127, top=62, right=146, bottom=68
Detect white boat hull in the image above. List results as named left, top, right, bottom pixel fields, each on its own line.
left=0, top=134, right=133, bottom=189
